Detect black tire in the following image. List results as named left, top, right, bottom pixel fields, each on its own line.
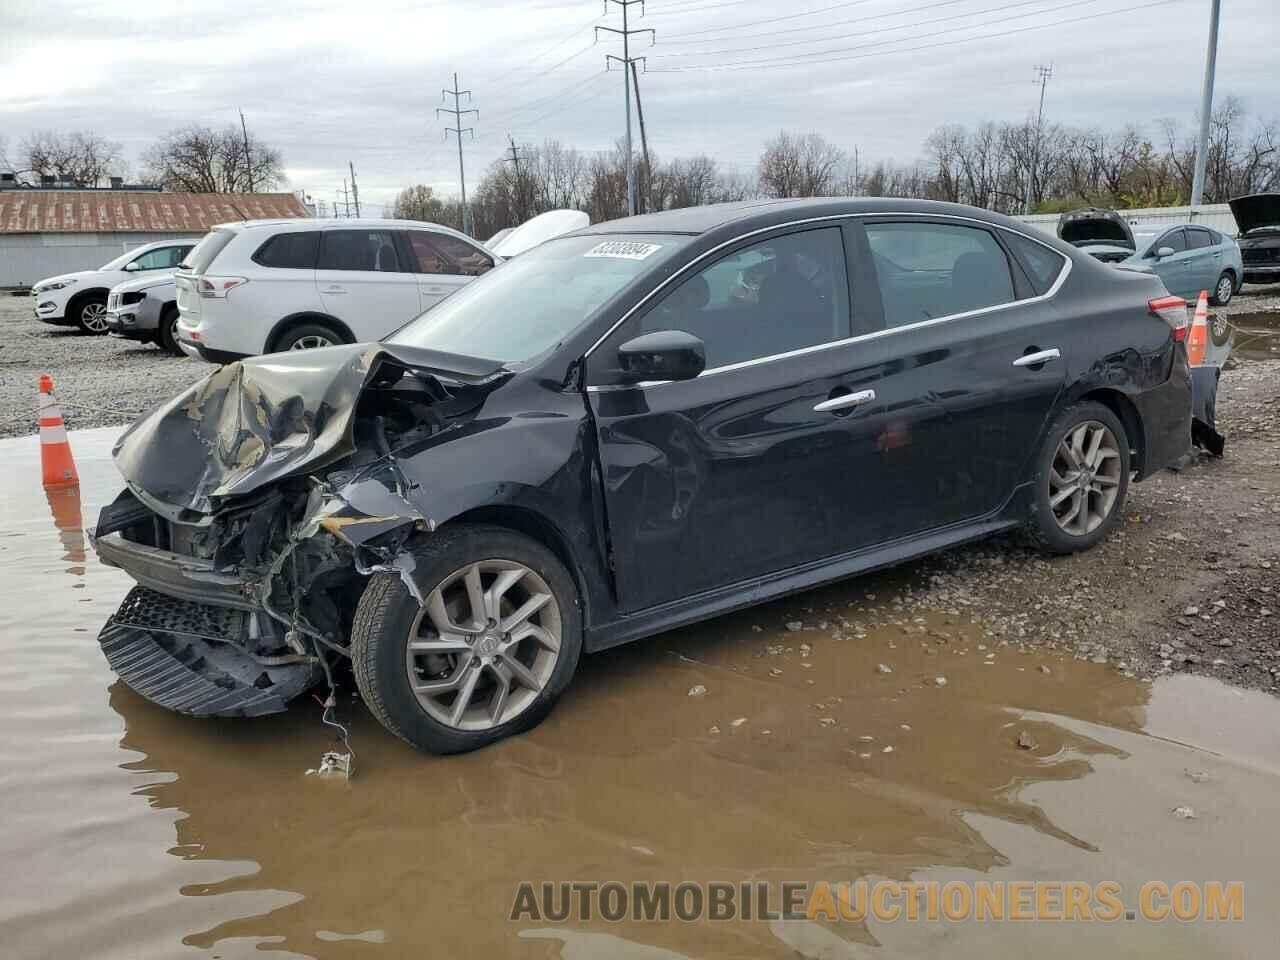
left=1209, top=270, right=1235, bottom=308
left=158, top=304, right=184, bottom=356
left=1026, top=401, right=1131, bottom=555
left=272, top=321, right=345, bottom=353
left=72, top=293, right=110, bottom=334
left=351, top=524, right=583, bottom=754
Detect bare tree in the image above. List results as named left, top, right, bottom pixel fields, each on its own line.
left=142, top=125, right=284, bottom=193
left=389, top=184, right=449, bottom=222
left=18, top=130, right=123, bottom=186
left=758, top=132, right=845, bottom=198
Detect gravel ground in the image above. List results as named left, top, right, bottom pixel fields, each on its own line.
left=3, top=283, right=1277, bottom=692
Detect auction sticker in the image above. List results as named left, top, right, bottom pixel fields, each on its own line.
left=584, top=240, right=663, bottom=260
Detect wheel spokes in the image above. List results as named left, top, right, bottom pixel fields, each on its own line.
left=449, top=662, right=483, bottom=725
left=500, top=591, right=551, bottom=633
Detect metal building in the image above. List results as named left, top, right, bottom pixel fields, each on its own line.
left=0, top=183, right=308, bottom=288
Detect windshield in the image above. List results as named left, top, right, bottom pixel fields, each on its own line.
left=387, top=233, right=687, bottom=362
left=98, top=247, right=144, bottom=271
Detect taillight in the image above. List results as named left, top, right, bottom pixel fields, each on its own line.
left=1149, top=295, right=1188, bottom=341
left=198, top=276, right=248, bottom=298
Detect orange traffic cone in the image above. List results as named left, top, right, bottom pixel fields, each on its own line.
left=37, top=374, right=79, bottom=488
left=1187, top=290, right=1209, bottom=367
left=45, top=484, right=86, bottom=568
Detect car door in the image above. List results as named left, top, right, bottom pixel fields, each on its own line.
left=586, top=224, right=881, bottom=614
left=853, top=218, right=1068, bottom=541
left=316, top=229, right=422, bottom=339
left=1186, top=227, right=1220, bottom=295
left=1147, top=228, right=1193, bottom=298
left=401, top=229, right=495, bottom=313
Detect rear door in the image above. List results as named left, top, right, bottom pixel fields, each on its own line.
left=316, top=229, right=421, bottom=340
left=853, top=218, right=1067, bottom=539
left=1148, top=228, right=1193, bottom=298
left=1186, top=227, right=1221, bottom=295
left=401, top=229, right=496, bottom=313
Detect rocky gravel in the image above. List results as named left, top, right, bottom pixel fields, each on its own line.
left=0, top=293, right=208, bottom=437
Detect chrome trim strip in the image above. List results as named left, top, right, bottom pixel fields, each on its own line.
left=582, top=210, right=1072, bottom=392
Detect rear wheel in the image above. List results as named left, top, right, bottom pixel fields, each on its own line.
left=1210, top=270, right=1235, bottom=307
left=158, top=304, right=184, bottom=356
left=274, top=321, right=344, bottom=352
left=1028, top=402, right=1130, bottom=554
left=73, top=294, right=110, bottom=334
left=351, top=524, right=582, bottom=754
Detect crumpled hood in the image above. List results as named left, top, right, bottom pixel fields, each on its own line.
left=1229, top=194, right=1280, bottom=235
left=113, top=342, right=505, bottom=515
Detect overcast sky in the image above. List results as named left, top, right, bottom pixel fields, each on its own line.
left=1, top=0, right=1274, bottom=216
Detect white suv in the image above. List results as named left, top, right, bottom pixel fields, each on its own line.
left=32, top=238, right=200, bottom=334
left=174, top=218, right=497, bottom=362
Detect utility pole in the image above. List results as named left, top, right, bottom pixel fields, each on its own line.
left=338, top=180, right=351, bottom=218
left=1023, top=64, right=1053, bottom=215
left=597, top=0, right=654, bottom=217
left=348, top=161, right=361, bottom=217
left=629, top=59, right=651, bottom=214
left=239, top=109, right=254, bottom=193
left=503, top=135, right=529, bottom=221
left=1190, top=0, right=1221, bottom=208
left=438, top=72, right=478, bottom=235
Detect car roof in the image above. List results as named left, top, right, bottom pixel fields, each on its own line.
left=207, top=218, right=483, bottom=245
left=1130, top=222, right=1215, bottom=233
left=575, top=197, right=1049, bottom=238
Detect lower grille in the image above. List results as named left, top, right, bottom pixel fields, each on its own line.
left=110, top=586, right=245, bottom=643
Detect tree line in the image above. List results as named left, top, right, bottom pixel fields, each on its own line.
left=392, top=95, right=1277, bottom=236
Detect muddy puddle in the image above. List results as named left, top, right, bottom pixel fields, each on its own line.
left=1224, top=310, right=1280, bottom=362
left=3, top=427, right=1279, bottom=959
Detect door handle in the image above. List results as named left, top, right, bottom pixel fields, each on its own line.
left=323, top=285, right=347, bottom=294
left=1013, top=348, right=1061, bottom=367
left=814, top=389, right=876, bottom=413
left=422, top=286, right=445, bottom=294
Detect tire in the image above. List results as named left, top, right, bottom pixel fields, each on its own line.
left=1209, top=270, right=1235, bottom=307
left=158, top=304, right=184, bottom=356
left=351, top=524, right=583, bottom=754
left=1027, top=401, right=1131, bottom=555
left=72, top=294, right=110, bottom=334
left=273, top=321, right=345, bottom=352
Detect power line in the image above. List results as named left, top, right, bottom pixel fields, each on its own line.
left=661, top=0, right=969, bottom=44
left=648, top=0, right=1188, bottom=72
left=596, top=0, right=655, bottom=216
left=485, top=69, right=606, bottom=131
left=665, top=0, right=875, bottom=38
left=438, top=72, right=478, bottom=235
left=656, top=0, right=1085, bottom=58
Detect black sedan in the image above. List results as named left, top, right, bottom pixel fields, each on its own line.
left=93, top=198, right=1193, bottom=754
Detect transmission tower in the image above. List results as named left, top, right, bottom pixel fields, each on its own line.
left=438, top=72, right=478, bottom=235
left=596, top=0, right=654, bottom=216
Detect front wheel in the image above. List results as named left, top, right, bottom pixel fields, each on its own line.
left=1210, top=270, right=1235, bottom=307
left=158, top=305, right=184, bottom=356
left=351, top=525, right=582, bottom=754
left=1027, top=402, right=1131, bottom=554
left=73, top=295, right=110, bottom=334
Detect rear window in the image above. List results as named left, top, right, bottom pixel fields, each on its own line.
left=1003, top=231, right=1067, bottom=295
left=182, top=229, right=236, bottom=274
left=252, top=231, right=319, bottom=269
left=318, top=230, right=403, bottom=272
left=1187, top=228, right=1213, bottom=250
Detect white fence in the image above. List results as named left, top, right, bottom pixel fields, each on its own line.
left=1015, top=203, right=1238, bottom=238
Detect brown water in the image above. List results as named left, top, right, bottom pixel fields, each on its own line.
left=2, top=428, right=1278, bottom=959
left=1226, top=310, right=1280, bottom=362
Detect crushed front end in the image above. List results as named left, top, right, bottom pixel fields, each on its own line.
left=91, top=342, right=503, bottom=717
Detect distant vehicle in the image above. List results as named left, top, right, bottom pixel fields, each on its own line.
left=484, top=227, right=514, bottom=249
left=173, top=219, right=500, bottom=363
left=1229, top=194, right=1280, bottom=286
left=106, top=273, right=183, bottom=355
left=94, top=198, right=1192, bottom=754
left=30, top=239, right=199, bottom=334
left=1057, top=207, right=1134, bottom=263
left=489, top=210, right=590, bottom=258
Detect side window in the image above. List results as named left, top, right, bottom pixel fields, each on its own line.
left=864, top=222, right=1016, bottom=327
left=318, top=230, right=402, bottom=272
left=414, top=232, right=495, bottom=277
left=1187, top=228, right=1213, bottom=250
left=634, top=227, right=850, bottom=370
left=131, top=246, right=185, bottom=270
left=1156, top=229, right=1187, bottom=254
left=1002, top=231, right=1068, bottom=296
left=252, top=232, right=319, bottom=268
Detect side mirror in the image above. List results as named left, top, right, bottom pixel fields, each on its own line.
left=1155, top=246, right=1176, bottom=259
left=123, top=261, right=140, bottom=272
left=617, top=330, right=706, bottom=383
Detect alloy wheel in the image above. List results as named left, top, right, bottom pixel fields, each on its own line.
left=405, top=560, right=562, bottom=731
left=1048, top=421, right=1122, bottom=536
left=82, top=302, right=109, bottom=332
left=1215, top=275, right=1233, bottom=306
left=289, top=334, right=336, bottom=350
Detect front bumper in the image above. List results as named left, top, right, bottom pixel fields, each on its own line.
left=94, top=531, right=260, bottom=609
left=107, top=295, right=164, bottom=339
left=1242, top=267, right=1280, bottom=285
left=33, top=294, right=69, bottom=324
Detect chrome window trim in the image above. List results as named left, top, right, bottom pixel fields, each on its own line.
left=584, top=211, right=1071, bottom=392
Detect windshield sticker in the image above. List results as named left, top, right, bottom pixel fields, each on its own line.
left=584, top=241, right=663, bottom=261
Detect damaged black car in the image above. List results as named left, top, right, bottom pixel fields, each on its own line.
left=1230, top=193, right=1280, bottom=286
left=92, top=198, right=1193, bottom=754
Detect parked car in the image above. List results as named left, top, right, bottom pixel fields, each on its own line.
left=93, top=198, right=1192, bottom=754
left=30, top=238, right=199, bottom=334
left=1057, top=207, right=1134, bottom=263
left=173, top=218, right=500, bottom=363
left=106, top=273, right=183, bottom=355
left=1229, top=193, right=1280, bottom=286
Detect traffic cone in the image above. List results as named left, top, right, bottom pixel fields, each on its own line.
left=37, top=374, right=79, bottom=488
left=1187, top=290, right=1209, bottom=367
